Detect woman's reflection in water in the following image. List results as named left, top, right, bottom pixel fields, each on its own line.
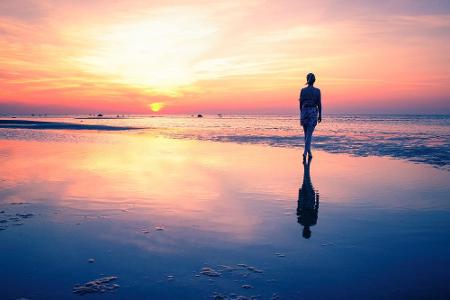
left=297, top=157, right=319, bottom=239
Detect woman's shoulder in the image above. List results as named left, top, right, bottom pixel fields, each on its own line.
left=301, top=86, right=320, bottom=92
left=312, top=86, right=321, bottom=95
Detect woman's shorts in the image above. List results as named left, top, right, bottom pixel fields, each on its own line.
left=301, top=107, right=318, bottom=128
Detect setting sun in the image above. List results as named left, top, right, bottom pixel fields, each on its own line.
left=149, top=102, right=164, bottom=112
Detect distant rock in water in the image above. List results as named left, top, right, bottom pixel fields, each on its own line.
left=197, top=114, right=203, bottom=118
left=97, top=114, right=103, bottom=117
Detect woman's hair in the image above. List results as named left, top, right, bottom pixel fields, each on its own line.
left=306, top=73, right=316, bottom=85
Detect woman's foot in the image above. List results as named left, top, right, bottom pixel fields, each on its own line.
left=302, top=154, right=307, bottom=163
left=308, top=152, right=313, bottom=159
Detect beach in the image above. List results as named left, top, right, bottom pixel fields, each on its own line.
left=1, top=0, right=449, bottom=298
left=0, top=116, right=449, bottom=299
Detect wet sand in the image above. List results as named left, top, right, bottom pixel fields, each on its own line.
left=0, top=130, right=449, bottom=299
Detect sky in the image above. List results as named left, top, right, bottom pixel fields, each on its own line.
left=0, top=0, right=449, bottom=115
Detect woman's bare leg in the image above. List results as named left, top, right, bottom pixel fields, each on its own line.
left=302, top=125, right=308, bottom=155
left=305, top=125, right=315, bottom=156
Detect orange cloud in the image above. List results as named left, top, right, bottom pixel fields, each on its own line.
left=0, top=0, right=449, bottom=114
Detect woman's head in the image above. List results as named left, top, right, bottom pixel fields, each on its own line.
left=306, top=73, right=316, bottom=85
left=302, top=226, right=311, bottom=239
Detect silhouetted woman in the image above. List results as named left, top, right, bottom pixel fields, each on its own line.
left=297, top=158, right=319, bottom=239
left=299, top=73, right=322, bottom=161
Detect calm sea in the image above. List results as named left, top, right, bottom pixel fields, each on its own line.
left=1, top=114, right=449, bottom=169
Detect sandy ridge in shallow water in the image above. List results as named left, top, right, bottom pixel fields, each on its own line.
left=0, top=119, right=140, bottom=131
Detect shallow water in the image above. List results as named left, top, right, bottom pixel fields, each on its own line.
left=1, top=114, right=449, bottom=169
left=0, top=129, right=449, bottom=299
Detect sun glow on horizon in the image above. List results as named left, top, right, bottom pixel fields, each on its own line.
left=149, top=102, right=164, bottom=112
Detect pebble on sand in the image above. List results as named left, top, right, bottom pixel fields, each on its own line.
left=245, top=266, right=264, bottom=273
left=219, top=264, right=263, bottom=274
left=271, top=293, right=280, bottom=300
left=155, top=226, right=164, bottom=231
left=241, top=284, right=252, bottom=289
left=73, top=276, right=119, bottom=295
left=200, top=267, right=221, bottom=277
left=88, top=258, right=95, bottom=263
left=275, top=253, right=285, bottom=258
left=213, top=293, right=256, bottom=300
left=218, top=265, right=237, bottom=271
left=321, top=242, right=336, bottom=247
left=16, top=213, right=33, bottom=219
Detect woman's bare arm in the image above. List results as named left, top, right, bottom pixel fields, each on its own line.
left=318, top=90, right=322, bottom=122
left=299, top=89, right=303, bottom=112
